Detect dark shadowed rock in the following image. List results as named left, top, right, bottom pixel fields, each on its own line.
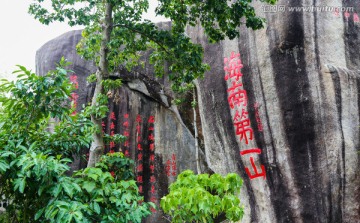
left=36, top=1, right=360, bottom=222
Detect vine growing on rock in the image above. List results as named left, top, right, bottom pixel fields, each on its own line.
left=28, top=0, right=277, bottom=167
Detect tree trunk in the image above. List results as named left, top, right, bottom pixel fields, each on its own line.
left=87, top=2, right=113, bottom=167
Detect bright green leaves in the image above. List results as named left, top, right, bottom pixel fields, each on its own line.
left=82, top=79, right=121, bottom=121
left=83, top=93, right=109, bottom=119
left=55, top=153, right=153, bottom=223
left=0, top=57, right=72, bottom=129
left=108, top=20, right=209, bottom=91
left=45, top=113, right=94, bottom=158
left=156, top=0, right=277, bottom=42
left=29, top=0, right=100, bottom=26
left=1, top=141, right=152, bottom=222
left=0, top=59, right=94, bottom=160
left=161, top=170, right=244, bottom=223
left=95, top=152, right=134, bottom=181
left=0, top=151, right=14, bottom=173
left=0, top=62, right=151, bottom=222
left=0, top=61, right=93, bottom=222
left=29, top=0, right=275, bottom=94
left=102, top=79, right=122, bottom=92
left=76, top=24, right=102, bottom=64
left=41, top=200, right=88, bottom=223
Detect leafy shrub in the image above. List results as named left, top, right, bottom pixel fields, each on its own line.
left=161, top=170, right=244, bottom=223
left=0, top=61, right=154, bottom=222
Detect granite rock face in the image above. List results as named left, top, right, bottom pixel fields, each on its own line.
left=36, top=27, right=203, bottom=222
left=36, top=1, right=360, bottom=222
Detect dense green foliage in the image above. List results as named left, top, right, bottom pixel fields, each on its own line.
left=161, top=170, right=244, bottom=223
left=28, top=0, right=276, bottom=92
left=0, top=61, right=154, bottom=222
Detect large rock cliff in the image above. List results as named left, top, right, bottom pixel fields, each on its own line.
left=36, top=1, right=360, bottom=222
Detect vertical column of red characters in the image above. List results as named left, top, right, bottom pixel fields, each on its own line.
left=147, top=115, right=157, bottom=213
left=122, top=114, right=130, bottom=157
left=165, top=154, right=177, bottom=177
left=109, top=112, right=116, bottom=153
left=135, top=115, right=144, bottom=197
left=69, top=74, right=79, bottom=115
left=224, top=52, right=266, bottom=180
left=254, top=103, right=263, bottom=132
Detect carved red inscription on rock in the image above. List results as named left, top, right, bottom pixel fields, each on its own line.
left=224, top=52, right=266, bottom=180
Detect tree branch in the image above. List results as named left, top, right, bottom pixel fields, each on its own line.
left=112, top=23, right=170, bottom=55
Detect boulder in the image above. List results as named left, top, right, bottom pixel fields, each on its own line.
left=36, top=1, right=360, bottom=222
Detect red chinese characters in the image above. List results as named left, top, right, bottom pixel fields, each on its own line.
left=137, top=163, right=143, bottom=172
left=101, top=121, right=105, bottom=133
left=224, top=52, right=243, bottom=81
left=254, top=103, right=263, bottom=132
left=227, top=82, right=247, bottom=109
left=224, top=52, right=266, bottom=180
left=137, top=153, right=143, bottom=161
left=149, top=143, right=155, bottom=152
left=354, top=13, right=359, bottom=23
left=137, top=175, right=143, bottom=184
left=123, top=121, right=129, bottom=128
left=165, top=153, right=177, bottom=177
left=150, top=154, right=155, bottom=162
left=110, top=130, right=115, bottom=136
left=70, top=92, right=79, bottom=115
left=150, top=185, right=156, bottom=194
left=240, top=149, right=266, bottom=179
left=122, top=114, right=130, bottom=157
left=147, top=115, right=157, bottom=211
left=69, top=75, right=79, bottom=115
left=110, top=112, right=116, bottom=120
left=135, top=114, right=143, bottom=193
left=148, top=116, right=155, bottom=123
left=69, top=74, right=79, bottom=89
left=137, top=143, right=143, bottom=151
left=341, top=11, right=359, bottom=23
left=123, top=131, right=130, bottom=137
left=107, top=111, right=117, bottom=153
left=165, top=160, right=171, bottom=177
left=136, top=114, right=142, bottom=123
left=233, top=109, right=253, bottom=145
left=110, top=122, right=115, bottom=130
left=150, top=164, right=155, bottom=173
left=148, top=134, right=155, bottom=141
left=70, top=92, right=79, bottom=102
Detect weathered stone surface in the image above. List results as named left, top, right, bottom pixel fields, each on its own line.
left=36, top=1, right=360, bottom=222
left=186, top=1, right=360, bottom=222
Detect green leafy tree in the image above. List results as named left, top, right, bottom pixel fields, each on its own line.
left=161, top=170, right=244, bottom=223
left=0, top=62, right=154, bottom=222
left=28, top=0, right=276, bottom=167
